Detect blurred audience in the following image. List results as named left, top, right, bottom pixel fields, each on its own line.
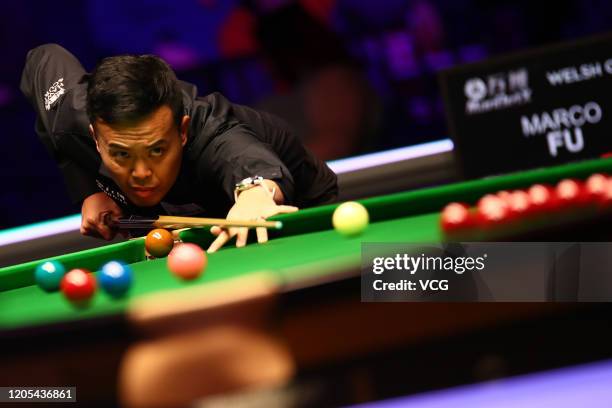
left=253, top=3, right=381, bottom=160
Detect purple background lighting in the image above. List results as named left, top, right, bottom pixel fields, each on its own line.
left=348, top=359, right=612, bottom=408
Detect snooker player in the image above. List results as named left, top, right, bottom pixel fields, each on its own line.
left=20, top=44, right=338, bottom=252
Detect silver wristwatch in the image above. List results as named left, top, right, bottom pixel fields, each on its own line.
left=235, top=176, right=265, bottom=193
left=234, top=176, right=269, bottom=201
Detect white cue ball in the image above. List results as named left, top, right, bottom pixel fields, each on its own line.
left=332, top=201, right=369, bottom=237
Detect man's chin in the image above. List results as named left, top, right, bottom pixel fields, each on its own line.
left=128, top=193, right=163, bottom=207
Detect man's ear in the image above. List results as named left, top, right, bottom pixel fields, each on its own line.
left=89, top=124, right=101, bottom=153
left=180, top=115, right=190, bottom=147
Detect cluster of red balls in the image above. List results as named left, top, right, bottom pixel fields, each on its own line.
left=440, top=173, right=612, bottom=234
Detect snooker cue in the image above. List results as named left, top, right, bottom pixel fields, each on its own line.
left=113, top=215, right=283, bottom=230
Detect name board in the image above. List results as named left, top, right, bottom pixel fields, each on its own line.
left=440, top=33, right=612, bottom=179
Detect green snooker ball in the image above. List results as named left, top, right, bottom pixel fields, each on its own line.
left=35, top=260, right=66, bottom=292
left=332, top=201, right=369, bottom=237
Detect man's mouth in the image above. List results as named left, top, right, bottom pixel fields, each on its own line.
left=131, top=187, right=157, bottom=198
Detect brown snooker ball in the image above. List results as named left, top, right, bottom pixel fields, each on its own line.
left=145, top=228, right=175, bottom=258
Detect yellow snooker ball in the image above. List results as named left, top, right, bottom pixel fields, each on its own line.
left=332, top=201, right=369, bottom=237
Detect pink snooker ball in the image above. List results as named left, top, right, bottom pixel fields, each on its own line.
left=167, top=243, right=208, bottom=280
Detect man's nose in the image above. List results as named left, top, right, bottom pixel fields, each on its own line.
left=131, top=160, right=152, bottom=181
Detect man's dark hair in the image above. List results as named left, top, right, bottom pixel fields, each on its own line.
left=87, top=55, right=184, bottom=127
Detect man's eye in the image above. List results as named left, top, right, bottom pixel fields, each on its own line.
left=150, top=147, right=164, bottom=157
left=111, top=151, right=130, bottom=159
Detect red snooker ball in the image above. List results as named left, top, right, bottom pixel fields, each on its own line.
left=555, top=179, right=588, bottom=208
left=440, top=202, right=472, bottom=233
left=527, top=184, right=558, bottom=213
left=476, top=194, right=511, bottom=225
left=496, top=190, right=512, bottom=204
left=167, top=243, right=207, bottom=280
left=506, top=190, right=531, bottom=216
left=585, top=173, right=608, bottom=204
left=145, top=228, right=174, bottom=258
left=61, top=268, right=96, bottom=302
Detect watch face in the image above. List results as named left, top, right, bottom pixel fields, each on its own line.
left=236, top=176, right=263, bottom=191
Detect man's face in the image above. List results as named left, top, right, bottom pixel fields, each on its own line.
left=91, top=105, right=189, bottom=207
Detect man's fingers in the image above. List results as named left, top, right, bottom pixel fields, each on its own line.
left=207, top=231, right=230, bottom=253
left=210, top=226, right=223, bottom=236
left=81, top=218, right=99, bottom=237
left=83, top=223, right=113, bottom=240
left=81, top=212, right=117, bottom=241
left=98, top=225, right=110, bottom=240
left=81, top=224, right=103, bottom=239
left=256, top=227, right=268, bottom=244
left=276, top=205, right=299, bottom=214
left=80, top=220, right=89, bottom=235
left=235, top=228, right=249, bottom=248
left=97, top=215, right=117, bottom=241
left=98, top=211, right=113, bottom=226
left=98, top=223, right=115, bottom=241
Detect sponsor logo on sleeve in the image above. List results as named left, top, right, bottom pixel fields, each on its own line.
left=44, top=78, right=66, bottom=111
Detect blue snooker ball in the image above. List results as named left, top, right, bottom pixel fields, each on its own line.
left=35, top=260, right=66, bottom=292
left=99, top=261, right=133, bottom=297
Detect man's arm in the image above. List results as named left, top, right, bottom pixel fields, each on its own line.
left=20, top=44, right=123, bottom=240
left=20, top=43, right=101, bottom=204
left=188, top=93, right=302, bottom=251
left=189, top=92, right=297, bottom=205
